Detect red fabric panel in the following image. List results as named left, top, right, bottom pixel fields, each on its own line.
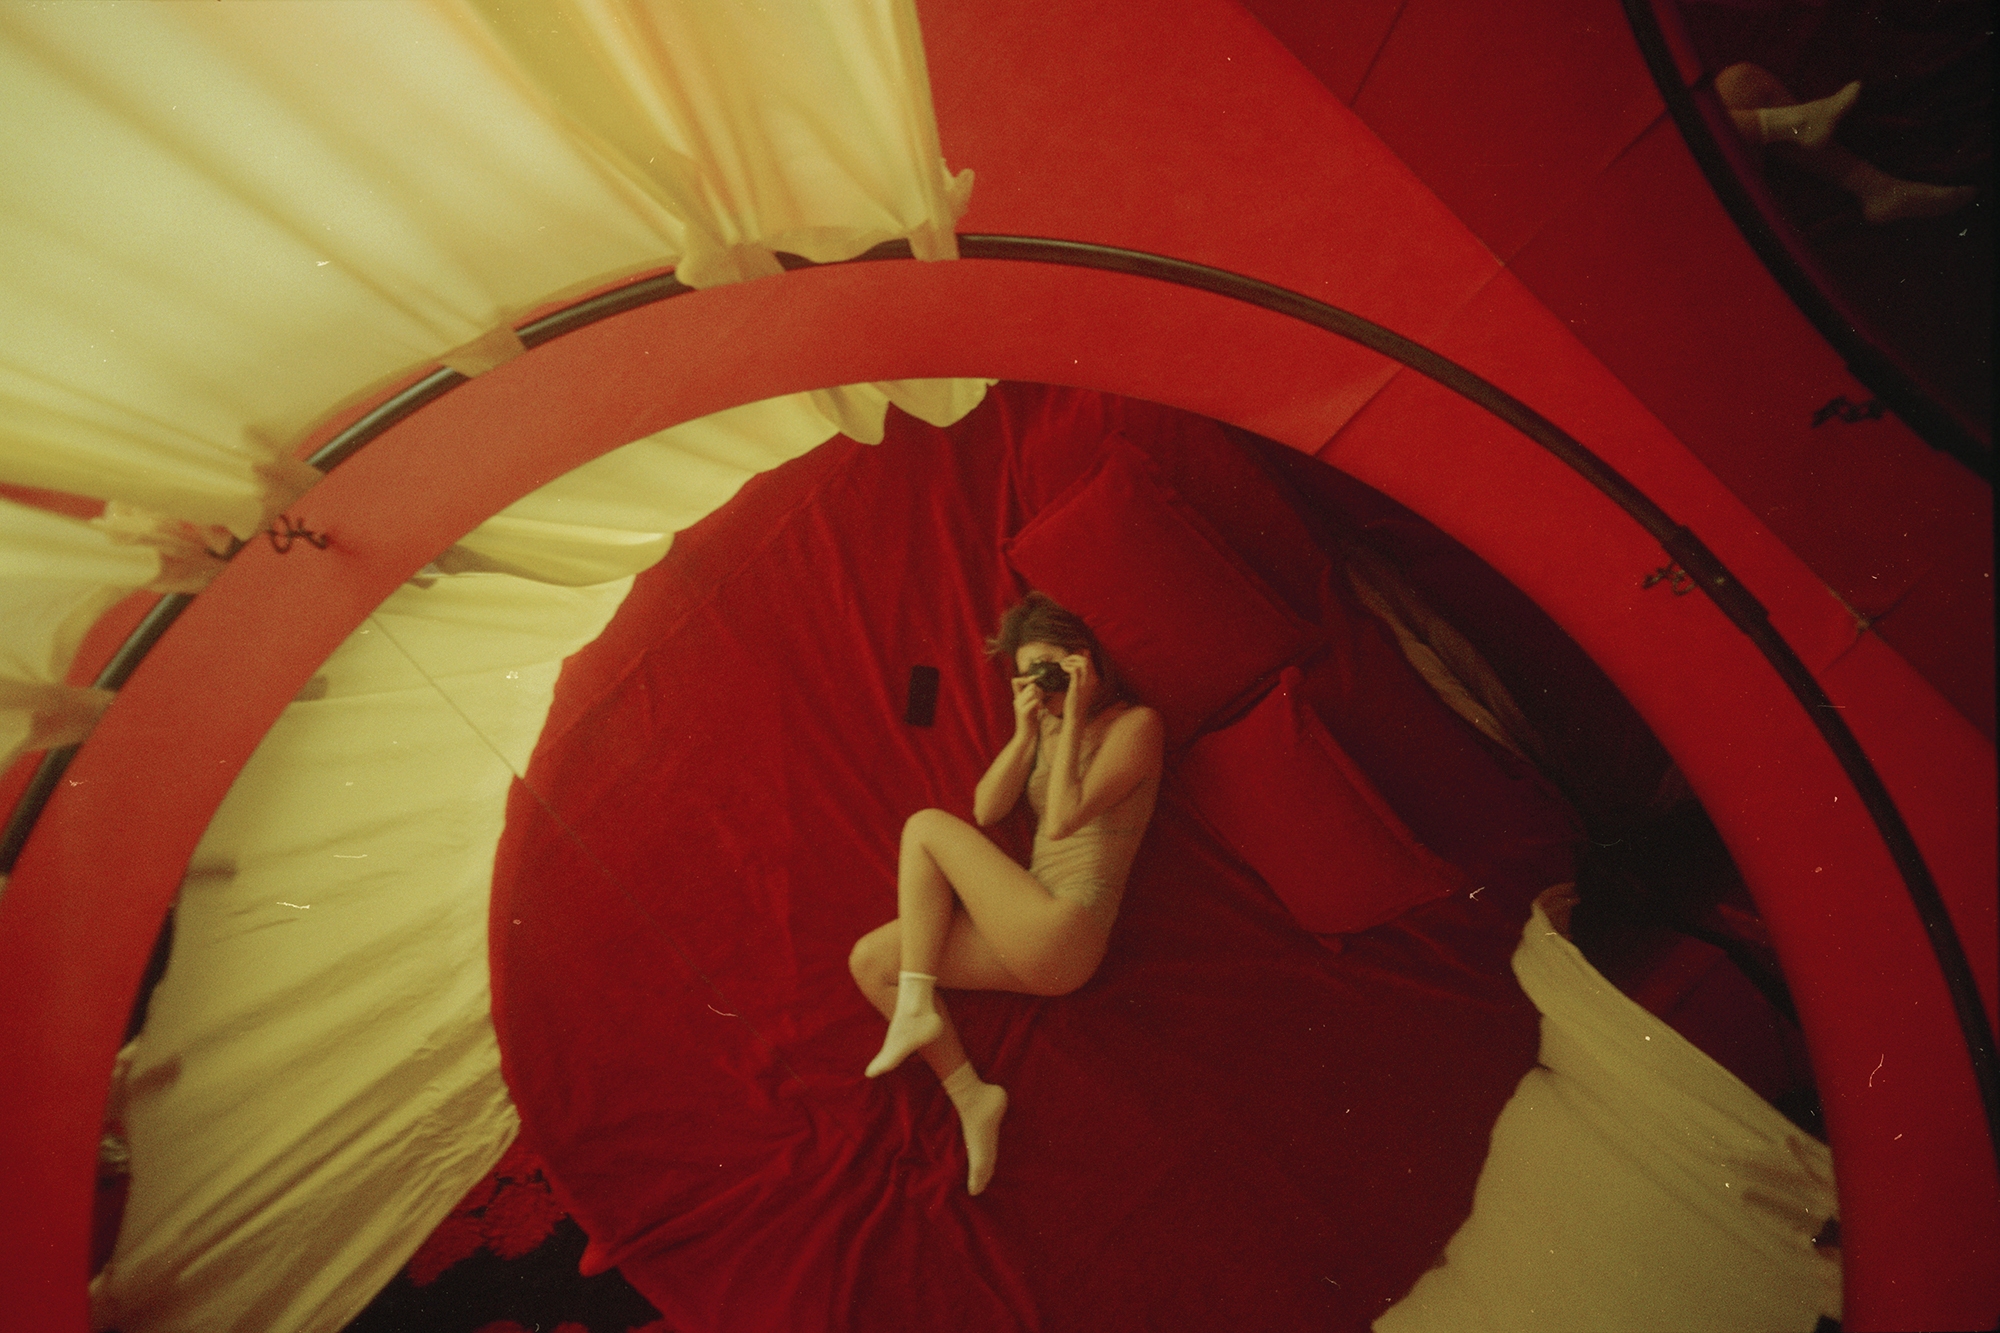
left=1236, top=0, right=1407, bottom=105
left=1506, top=113, right=1996, bottom=737
left=1179, top=666, right=1468, bottom=935
left=926, top=0, right=1505, bottom=447
left=491, top=393, right=1549, bottom=1331
left=1002, top=433, right=1318, bottom=746
left=1348, top=0, right=1666, bottom=261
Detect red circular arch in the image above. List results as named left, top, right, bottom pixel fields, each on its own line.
left=1, top=254, right=1993, bottom=1330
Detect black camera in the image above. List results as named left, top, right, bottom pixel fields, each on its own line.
left=1027, top=659, right=1070, bottom=694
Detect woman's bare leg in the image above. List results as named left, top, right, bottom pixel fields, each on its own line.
left=853, top=910, right=1046, bottom=1076
left=1717, top=62, right=1975, bottom=222
left=853, top=912, right=1030, bottom=1193
left=868, top=808, right=1097, bottom=1077
left=852, top=808, right=1108, bottom=1193
left=852, top=911, right=1026, bottom=1193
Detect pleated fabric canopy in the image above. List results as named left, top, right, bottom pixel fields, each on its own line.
left=1, top=3, right=988, bottom=1329
left=0, top=1, right=1993, bottom=1331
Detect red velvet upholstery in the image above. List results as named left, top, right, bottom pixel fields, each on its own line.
left=1002, top=431, right=1318, bottom=746
left=1179, top=666, right=1468, bottom=936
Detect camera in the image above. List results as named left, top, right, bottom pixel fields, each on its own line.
left=1027, top=659, right=1069, bottom=694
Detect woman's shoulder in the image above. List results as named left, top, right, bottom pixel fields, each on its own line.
left=1099, top=702, right=1163, bottom=748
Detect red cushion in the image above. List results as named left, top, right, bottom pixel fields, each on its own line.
left=1002, top=433, right=1317, bottom=746
left=1179, top=667, right=1468, bottom=935
left=998, top=384, right=1328, bottom=621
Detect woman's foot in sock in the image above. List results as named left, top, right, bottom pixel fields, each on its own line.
left=866, top=971, right=942, bottom=1078
left=942, top=1063, right=1008, bottom=1195
left=1755, top=81, right=1860, bottom=150
left=1858, top=178, right=1979, bottom=225
left=866, top=1008, right=943, bottom=1077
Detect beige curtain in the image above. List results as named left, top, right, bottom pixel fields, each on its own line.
left=0, top=3, right=985, bottom=1330
left=93, top=572, right=632, bottom=1333
left=0, top=500, right=153, bottom=766
left=1376, top=890, right=1842, bottom=1333
left=447, top=376, right=990, bottom=586
left=0, top=0, right=977, bottom=741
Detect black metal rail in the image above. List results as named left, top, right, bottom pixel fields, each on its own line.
left=3, top=234, right=1992, bottom=1179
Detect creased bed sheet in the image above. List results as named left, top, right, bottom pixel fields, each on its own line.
left=491, top=385, right=1579, bottom=1332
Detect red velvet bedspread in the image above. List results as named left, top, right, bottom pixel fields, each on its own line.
left=490, top=386, right=1573, bottom=1331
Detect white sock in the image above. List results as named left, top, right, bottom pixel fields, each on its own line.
left=1755, top=80, right=1859, bottom=149
left=865, top=971, right=942, bottom=1078
left=1845, top=170, right=1979, bottom=225
left=941, top=1062, right=1008, bottom=1195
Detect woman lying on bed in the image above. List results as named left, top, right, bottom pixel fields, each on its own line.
left=849, top=592, right=1164, bottom=1193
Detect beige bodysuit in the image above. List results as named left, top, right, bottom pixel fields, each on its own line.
left=1024, top=707, right=1159, bottom=921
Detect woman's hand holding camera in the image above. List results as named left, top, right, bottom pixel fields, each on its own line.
left=1059, top=654, right=1093, bottom=719
left=1010, top=673, right=1045, bottom=734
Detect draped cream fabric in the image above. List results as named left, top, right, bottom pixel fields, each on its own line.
left=465, top=0, right=972, bottom=287
left=92, top=573, right=632, bottom=1333
left=1376, top=891, right=1842, bottom=1333
left=0, top=0, right=977, bottom=782
left=0, top=500, right=155, bottom=765
left=448, top=376, right=990, bottom=586
left=0, top=3, right=985, bottom=1329
left=93, top=385, right=990, bottom=1333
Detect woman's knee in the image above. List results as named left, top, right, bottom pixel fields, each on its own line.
left=901, top=807, right=956, bottom=849
left=1716, top=61, right=1790, bottom=110
left=848, top=921, right=898, bottom=988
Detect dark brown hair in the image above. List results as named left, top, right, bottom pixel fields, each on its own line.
left=986, top=592, right=1128, bottom=715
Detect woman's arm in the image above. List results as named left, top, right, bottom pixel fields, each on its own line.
left=973, top=676, right=1044, bottom=826
left=1042, top=662, right=1163, bottom=840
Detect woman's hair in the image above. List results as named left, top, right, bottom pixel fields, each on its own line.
left=986, top=592, right=1127, bottom=713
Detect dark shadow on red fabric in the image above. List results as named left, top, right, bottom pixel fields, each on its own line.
left=1252, top=438, right=1680, bottom=836
left=491, top=387, right=1565, bottom=1332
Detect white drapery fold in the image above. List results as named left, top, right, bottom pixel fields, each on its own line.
left=1376, top=890, right=1842, bottom=1333
left=92, top=573, right=634, bottom=1333
left=447, top=376, right=992, bottom=586
left=0, top=0, right=971, bottom=535
left=461, top=0, right=973, bottom=287
left=1, top=499, right=156, bottom=767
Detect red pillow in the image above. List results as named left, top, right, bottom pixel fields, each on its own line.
left=1002, top=434, right=1317, bottom=746
left=997, top=384, right=1327, bottom=622
left=1178, top=667, right=1468, bottom=935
